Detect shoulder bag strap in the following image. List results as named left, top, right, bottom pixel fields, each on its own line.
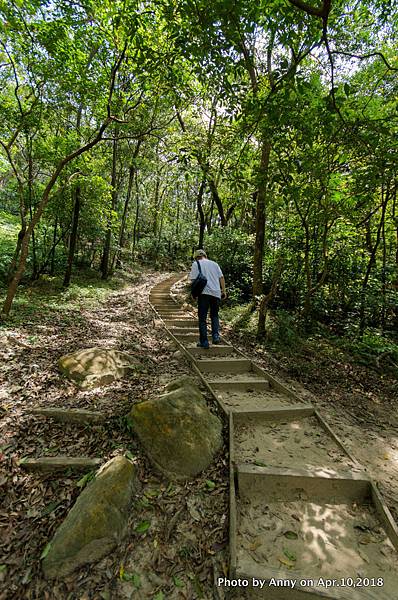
left=196, top=259, right=202, bottom=273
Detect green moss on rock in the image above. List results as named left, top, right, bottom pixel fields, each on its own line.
left=42, top=456, right=137, bottom=579
left=130, top=380, right=222, bottom=480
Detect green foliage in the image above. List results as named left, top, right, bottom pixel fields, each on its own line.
left=0, top=210, right=19, bottom=281
left=336, top=329, right=398, bottom=373
left=265, top=310, right=302, bottom=350
left=205, top=228, right=253, bottom=302
left=0, top=0, right=397, bottom=343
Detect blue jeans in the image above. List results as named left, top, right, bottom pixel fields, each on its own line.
left=198, top=294, right=220, bottom=343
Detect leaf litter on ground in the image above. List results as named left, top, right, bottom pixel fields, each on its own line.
left=0, top=270, right=229, bottom=600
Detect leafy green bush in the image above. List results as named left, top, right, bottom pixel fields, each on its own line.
left=204, top=228, right=253, bottom=303
left=0, top=210, right=19, bottom=281
left=137, top=236, right=193, bottom=268
left=265, top=309, right=301, bottom=349
left=339, top=328, right=398, bottom=372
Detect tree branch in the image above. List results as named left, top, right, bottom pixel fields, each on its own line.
left=331, top=50, right=398, bottom=72
left=288, top=0, right=325, bottom=18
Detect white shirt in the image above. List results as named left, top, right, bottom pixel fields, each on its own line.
left=189, top=258, right=223, bottom=299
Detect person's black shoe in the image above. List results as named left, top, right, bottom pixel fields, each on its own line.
left=197, top=341, right=209, bottom=349
left=212, top=337, right=221, bottom=345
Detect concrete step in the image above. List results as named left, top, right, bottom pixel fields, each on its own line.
left=151, top=301, right=175, bottom=306
left=152, top=301, right=178, bottom=306
left=232, top=465, right=398, bottom=600
left=173, top=333, right=200, bottom=342
left=159, top=315, right=188, bottom=320
left=188, top=345, right=235, bottom=357
left=169, top=328, right=198, bottom=335
left=156, top=305, right=185, bottom=309
left=174, top=333, right=227, bottom=342
left=164, top=319, right=197, bottom=328
left=30, top=408, right=105, bottom=424
left=150, top=294, right=174, bottom=298
left=20, top=456, right=102, bottom=473
left=197, top=358, right=252, bottom=373
left=207, top=379, right=270, bottom=391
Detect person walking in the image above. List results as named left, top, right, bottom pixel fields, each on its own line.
left=189, top=249, right=227, bottom=349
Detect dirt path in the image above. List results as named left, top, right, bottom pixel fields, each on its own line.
left=0, top=272, right=228, bottom=600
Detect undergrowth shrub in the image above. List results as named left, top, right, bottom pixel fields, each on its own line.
left=204, top=228, right=253, bottom=303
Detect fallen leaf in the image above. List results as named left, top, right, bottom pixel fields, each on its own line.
left=283, top=548, right=296, bottom=561
left=40, top=543, right=51, bottom=560
left=278, top=555, right=296, bottom=568
left=173, top=575, right=183, bottom=587
left=135, top=520, right=151, bottom=534
left=283, top=531, right=298, bottom=540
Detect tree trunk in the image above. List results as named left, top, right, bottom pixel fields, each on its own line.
left=381, top=197, right=387, bottom=329
left=303, top=217, right=331, bottom=319
left=152, top=177, right=160, bottom=236
left=37, top=216, right=68, bottom=276
left=207, top=195, right=214, bottom=235
left=101, top=135, right=118, bottom=280
left=50, top=216, right=58, bottom=275
left=393, top=186, right=398, bottom=329
left=114, top=164, right=134, bottom=270
left=257, top=255, right=284, bottom=337
left=132, top=173, right=140, bottom=259
left=63, top=186, right=81, bottom=287
left=302, top=223, right=312, bottom=316
left=252, top=140, right=271, bottom=298
left=7, top=225, right=26, bottom=283
left=175, top=196, right=180, bottom=238
left=27, top=149, right=38, bottom=280
left=114, top=140, right=142, bottom=270
left=208, top=178, right=226, bottom=227
left=197, top=179, right=206, bottom=248
left=359, top=185, right=389, bottom=334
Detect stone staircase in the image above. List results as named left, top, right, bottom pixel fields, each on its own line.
left=149, top=274, right=398, bottom=600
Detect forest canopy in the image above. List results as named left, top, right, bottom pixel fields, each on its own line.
left=0, top=0, right=397, bottom=356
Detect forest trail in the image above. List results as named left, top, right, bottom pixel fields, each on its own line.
left=150, top=276, right=398, bottom=600
left=1, top=272, right=397, bottom=599
left=1, top=272, right=228, bottom=600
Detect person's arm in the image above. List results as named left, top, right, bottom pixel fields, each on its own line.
left=219, top=275, right=227, bottom=299
left=189, top=262, right=198, bottom=281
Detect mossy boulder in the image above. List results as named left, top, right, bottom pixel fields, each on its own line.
left=165, top=375, right=198, bottom=393
left=58, top=347, right=139, bottom=389
left=42, top=456, right=137, bottom=579
left=129, top=379, right=222, bottom=480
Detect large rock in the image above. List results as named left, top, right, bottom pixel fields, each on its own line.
left=129, top=378, right=223, bottom=480
left=58, top=347, right=139, bottom=389
left=165, top=375, right=198, bottom=392
left=42, top=456, right=137, bottom=579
